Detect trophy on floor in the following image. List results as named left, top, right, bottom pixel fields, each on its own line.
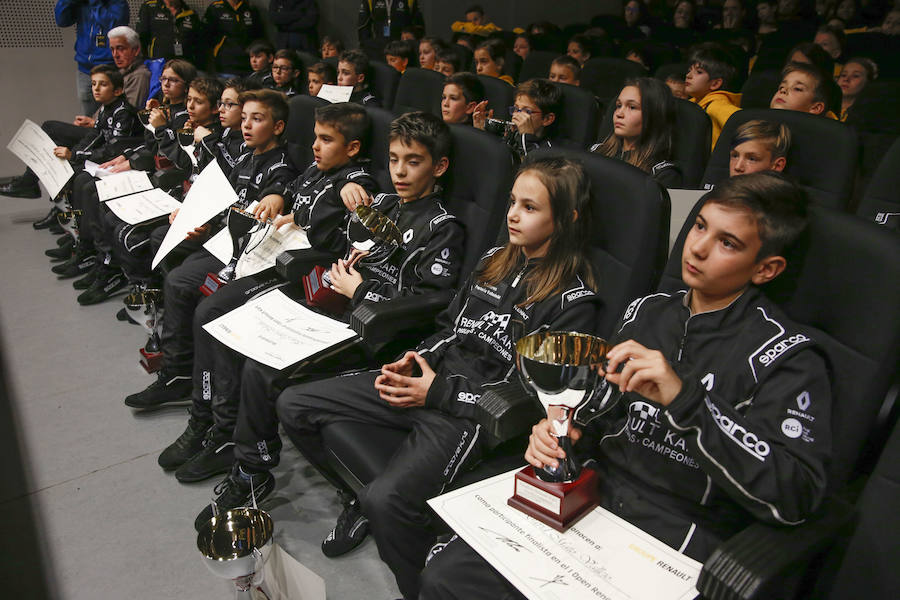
left=200, top=206, right=262, bottom=296
left=124, top=286, right=164, bottom=373
left=507, top=331, right=611, bottom=531
left=197, top=507, right=274, bottom=599
left=303, top=203, right=402, bottom=315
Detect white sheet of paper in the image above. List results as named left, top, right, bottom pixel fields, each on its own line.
left=105, top=188, right=182, bottom=225
left=256, top=543, right=326, bottom=600
left=6, top=118, right=74, bottom=198
left=236, top=224, right=310, bottom=278
left=428, top=469, right=702, bottom=600
left=96, top=170, right=153, bottom=201
left=83, top=160, right=114, bottom=179
left=202, top=200, right=260, bottom=265
left=152, top=161, right=237, bottom=269
left=666, top=189, right=708, bottom=251
left=202, top=289, right=357, bottom=370
left=317, top=84, right=354, bottom=103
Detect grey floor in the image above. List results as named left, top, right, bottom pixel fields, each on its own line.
left=0, top=198, right=399, bottom=599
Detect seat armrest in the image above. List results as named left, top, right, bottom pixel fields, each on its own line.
left=698, top=495, right=857, bottom=600
left=349, top=290, right=452, bottom=344
left=275, top=248, right=341, bottom=282
left=475, top=381, right=542, bottom=449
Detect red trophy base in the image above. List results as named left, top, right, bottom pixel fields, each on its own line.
left=303, top=265, right=349, bottom=316
left=507, top=465, right=600, bottom=532
left=199, top=272, right=226, bottom=297
left=139, top=348, right=163, bottom=373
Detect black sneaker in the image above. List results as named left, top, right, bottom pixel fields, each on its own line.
left=194, top=465, right=274, bottom=531
left=72, top=263, right=100, bottom=290
left=158, top=417, right=211, bottom=471
left=124, top=372, right=192, bottom=409
left=34, top=207, right=61, bottom=230
left=116, top=307, right=139, bottom=325
left=175, top=432, right=235, bottom=483
left=51, top=247, right=95, bottom=279
left=0, top=176, right=41, bottom=199
left=47, top=221, right=65, bottom=235
left=77, top=268, right=127, bottom=305
left=321, top=491, right=370, bottom=557
left=45, top=235, right=74, bottom=260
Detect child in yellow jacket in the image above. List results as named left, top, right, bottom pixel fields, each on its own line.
left=686, top=43, right=742, bottom=152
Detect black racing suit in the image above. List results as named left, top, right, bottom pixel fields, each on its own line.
left=203, top=0, right=264, bottom=75
left=136, top=0, right=201, bottom=63
left=244, top=69, right=275, bottom=88
left=350, top=87, right=381, bottom=108
left=419, top=286, right=833, bottom=600
left=187, top=159, right=379, bottom=438
left=276, top=251, right=602, bottom=600
left=159, top=144, right=297, bottom=377
left=198, top=126, right=248, bottom=178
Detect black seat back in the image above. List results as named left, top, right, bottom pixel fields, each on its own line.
left=580, top=57, right=647, bottom=106
left=368, top=60, right=401, bottom=110
left=701, top=108, right=858, bottom=211
left=363, top=106, right=395, bottom=192
left=549, top=81, right=600, bottom=149
left=740, top=69, right=780, bottom=110
left=392, top=67, right=446, bottom=117
left=476, top=74, right=516, bottom=118
left=518, top=50, right=558, bottom=82
left=857, top=136, right=900, bottom=231
left=285, top=95, right=330, bottom=167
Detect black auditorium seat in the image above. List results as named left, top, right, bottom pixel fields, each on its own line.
left=856, top=136, right=900, bottom=232
left=392, top=67, right=447, bottom=117
left=517, top=50, right=558, bottom=83
left=476, top=74, right=516, bottom=118
left=368, top=60, right=401, bottom=110
left=285, top=95, right=329, bottom=167
left=701, top=108, right=858, bottom=211
left=740, top=69, right=780, bottom=110
left=580, top=57, right=647, bottom=107
left=549, top=81, right=600, bottom=149
left=362, top=106, right=394, bottom=192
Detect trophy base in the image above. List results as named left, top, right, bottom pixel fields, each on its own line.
left=303, top=265, right=349, bottom=316
left=199, top=272, right=226, bottom=297
left=139, top=348, right=163, bottom=373
left=507, top=465, right=599, bottom=532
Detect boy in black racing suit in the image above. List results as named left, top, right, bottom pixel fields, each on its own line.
left=418, top=172, right=833, bottom=600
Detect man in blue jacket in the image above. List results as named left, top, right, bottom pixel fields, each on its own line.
left=55, top=0, right=130, bottom=115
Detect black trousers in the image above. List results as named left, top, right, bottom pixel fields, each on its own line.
left=272, top=371, right=485, bottom=600
left=189, top=269, right=286, bottom=436
left=419, top=535, right=525, bottom=600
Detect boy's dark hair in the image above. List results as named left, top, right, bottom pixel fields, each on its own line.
left=465, top=4, right=484, bottom=17
left=706, top=172, right=809, bottom=259
left=551, top=55, right=581, bottom=80
left=321, top=35, right=344, bottom=54
left=163, top=58, right=197, bottom=87
left=225, top=77, right=262, bottom=94
left=384, top=40, right=414, bottom=61
left=274, top=48, right=300, bottom=70
left=435, top=48, right=462, bottom=72
left=787, top=42, right=834, bottom=80
left=568, top=34, right=593, bottom=56
left=445, top=72, right=485, bottom=104
left=781, top=62, right=834, bottom=113
left=248, top=39, right=274, bottom=56
left=516, top=78, right=563, bottom=120
left=238, top=89, right=290, bottom=130
left=90, top=64, right=124, bottom=92
left=689, top=42, right=738, bottom=90
left=389, top=111, right=452, bottom=166
left=308, top=61, right=337, bottom=83
left=732, top=119, right=792, bottom=160
left=339, top=49, right=370, bottom=80
left=475, top=38, right=507, bottom=65
left=314, top=103, right=370, bottom=154
left=190, top=77, right=225, bottom=107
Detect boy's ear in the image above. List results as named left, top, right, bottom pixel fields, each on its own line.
left=751, top=255, right=787, bottom=285
left=432, top=156, right=450, bottom=178
left=357, top=72, right=366, bottom=85
left=772, top=156, right=787, bottom=172
left=709, top=77, right=724, bottom=91
left=347, top=139, right=361, bottom=158
left=541, top=112, right=556, bottom=127
left=113, top=86, right=124, bottom=96
left=464, top=101, right=478, bottom=115
left=273, top=119, right=286, bottom=137
left=808, top=101, right=825, bottom=115
left=571, top=209, right=578, bottom=223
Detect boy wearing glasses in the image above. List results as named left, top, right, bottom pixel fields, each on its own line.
left=269, top=49, right=302, bottom=98
left=478, top=78, right=562, bottom=162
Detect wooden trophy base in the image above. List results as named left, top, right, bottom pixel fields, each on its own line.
left=199, top=272, right=226, bottom=297
left=303, top=265, right=349, bottom=316
left=139, top=348, right=163, bottom=373
left=507, top=465, right=599, bottom=532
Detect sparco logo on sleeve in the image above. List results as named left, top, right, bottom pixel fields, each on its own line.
left=757, top=334, right=810, bottom=366
left=704, top=396, right=770, bottom=461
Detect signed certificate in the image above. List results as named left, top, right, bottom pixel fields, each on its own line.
left=95, top=170, right=153, bottom=201
left=317, top=84, right=354, bottom=103
left=106, top=188, right=182, bottom=225
left=428, top=470, right=702, bottom=600
left=6, top=119, right=73, bottom=198
left=202, top=289, right=358, bottom=370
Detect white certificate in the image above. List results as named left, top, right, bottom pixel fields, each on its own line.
left=6, top=118, right=74, bottom=198
left=202, top=289, right=358, bottom=371
left=317, top=84, right=354, bottom=103
left=152, top=161, right=237, bottom=269
left=236, top=224, right=310, bottom=278
left=428, top=470, right=702, bottom=600
left=83, top=160, right=114, bottom=179
left=96, top=170, right=153, bottom=201
left=105, top=188, right=182, bottom=225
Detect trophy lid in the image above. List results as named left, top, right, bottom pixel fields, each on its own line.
left=515, top=331, right=609, bottom=367
left=352, top=204, right=402, bottom=246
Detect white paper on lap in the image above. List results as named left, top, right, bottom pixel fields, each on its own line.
left=95, top=170, right=153, bottom=201
left=83, top=160, right=114, bottom=178
left=202, top=289, right=357, bottom=370
left=235, top=224, right=310, bottom=278
left=6, top=119, right=74, bottom=198
left=152, top=161, right=237, bottom=269
left=105, top=188, right=182, bottom=225
left=317, top=84, right=354, bottom=103
left=428, top=469, right=702, bottom=600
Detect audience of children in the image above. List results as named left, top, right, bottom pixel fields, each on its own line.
left=837, top=56, right=877, bottom=121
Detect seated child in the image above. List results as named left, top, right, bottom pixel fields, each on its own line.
left=338, top=50, right=381, bottom=107
left=837, top=57, right=877, bottom=121
left=384, top=39, right=415, bottom=73
left=567, top=33, right=593, bottom=65
left=591, top=78, right=682, bottom=187
left=474, top=38, right=514, bottom=85
left=320, top=35, right=343, bottom=59
left=770, top=61, right=839, bottom=118
left=814, top=25, right=845, bottom=68
left=548, top=55, right=581, bottom=86
left=513, top=32, right=532, bottom=60
left=475, top=78, right=562, bottom=161
left=419, top=172, right=832, bottom=600
left=245, top=40, right=275, bottom=87
left=685, top=43, right=742, bottom=151
left=786, top=41, right=836, bottom=81
left=729, top=119, right=790, bottom=176
left=419, top=36, right=449, bottom=71
left=307, top=61, right=337, bottom=97
left=434, top=47, right=462, bottom=77
left=154, top=103, right=380, bottom=483
left=270, top=49, right=302, bottom=97
left=191, top=112, right=474, bottom=533
left=440, top=72, right=485, bottom=125
left=228, top=156, right=602, bottom=600
left=123, top=89, right=297, bottom=409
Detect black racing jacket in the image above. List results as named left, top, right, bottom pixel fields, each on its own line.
left=155, top=118, right=223, bottom=174
left=136, top=0, right=201, bottom=63
left=578, top=287, right=832, bottom=560
left=198, top=126, right=248, bottom=178
left=350, top=191, right=463, bottom=307
left=287, top=159, right=379, bottom=255
left=417, top=249, right=602, bottom=421
left=127, top=102, right=190, bottom=171
left=245, top=69, right=275, bottom=88
left=350, top=87, right=381, bottom=108
left=271, top=81, right=301, bottom=98
left=589, top=143, right=684, bottom=187
left=203, top=0, right=264, bottom=75
left=72, top=96, right=143, bottom=164
left=228, top=144, right=297, bottom=211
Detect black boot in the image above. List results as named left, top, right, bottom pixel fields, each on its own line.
left=33, top=207, right=61, bottom=230
left=194, top=465, right=274, bottom=532
left=51, top=245, right=96, bottom=279
left=77, top=266, right=127, bottom=305
left=45, top=235, right=75, bottom=261
left=0, top=176, right=41, bottom=199
left=158, top=416, right=211, bottom=471
left=175, top=430, right=236, bottom=483
left=124, top=371, right=192, bottom=409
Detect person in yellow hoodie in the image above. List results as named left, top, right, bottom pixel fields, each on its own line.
left=685, top=43, right=742, bottom=151
left=770, top=62, right=841, bottom=120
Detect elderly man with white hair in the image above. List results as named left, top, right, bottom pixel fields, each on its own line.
left=108, top=26, right=151, bottom=111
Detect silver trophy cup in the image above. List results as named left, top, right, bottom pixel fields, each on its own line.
left=197, top=507, right=274, bottom=598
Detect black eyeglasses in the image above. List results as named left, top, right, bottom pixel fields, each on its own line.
left=271, top=65, right=294, bottom=72
left=508, top=106, right=542, bottom=116
left=159, top=76, right=184, bottom=85
left=217, top=100, right=240, bottom=110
